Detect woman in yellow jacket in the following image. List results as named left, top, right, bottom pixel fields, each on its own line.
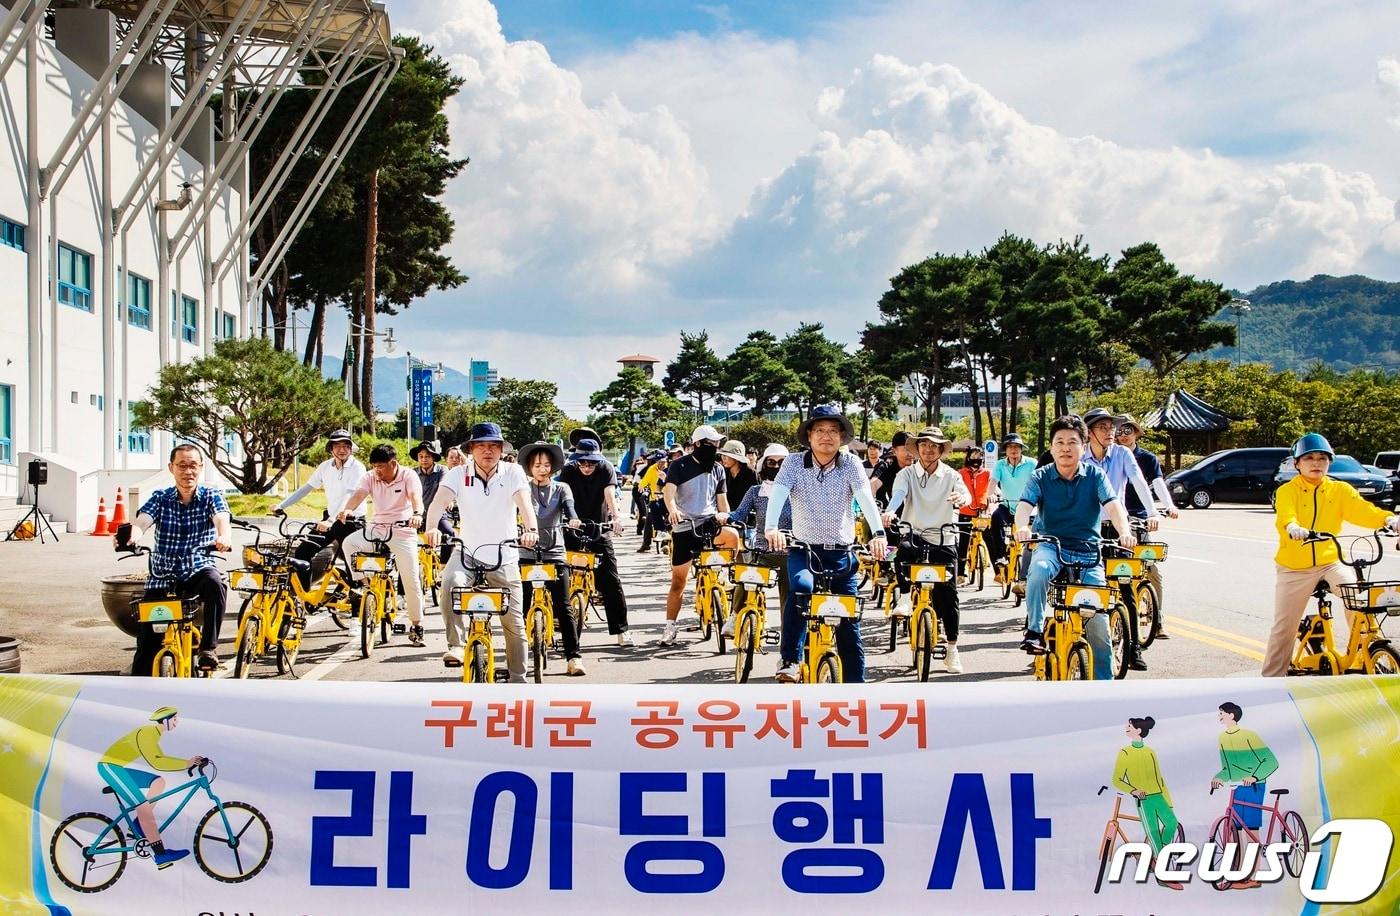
left=1264, top=433, right=1400, bottom=676
left=1111, top=716, right=1182, bottom=890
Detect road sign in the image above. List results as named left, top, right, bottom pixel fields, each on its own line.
left=664, top=430, right=676, bottom=448
left=984, top=439, right=997, bottom=459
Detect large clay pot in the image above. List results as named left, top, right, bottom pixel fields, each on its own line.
left=0, top=637, right=19, bottom=674
left=101, top=574, right=149, bottom=638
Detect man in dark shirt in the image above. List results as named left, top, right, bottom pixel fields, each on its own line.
left=558, top=439, right=633, bottom=645
left=411, top=440, right=453, bottom=559
left=719, top=439, right=757, bottom=508
left=869, top=431, right=914, bottom=509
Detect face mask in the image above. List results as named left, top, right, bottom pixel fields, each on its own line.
left=761, top=462, right=781, bottom=481
left=693, top=442, right=719, bottom=466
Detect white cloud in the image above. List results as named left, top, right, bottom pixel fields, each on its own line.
left=1380, top=57, right=1400, bottom=128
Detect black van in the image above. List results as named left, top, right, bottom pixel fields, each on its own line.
left=1166, top=447, right=1292, bottom=509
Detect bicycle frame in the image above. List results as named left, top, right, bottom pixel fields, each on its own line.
left=1218, top=787, right=1289, bottom=846
left=1292, top=531, right=1396, bottom=675
left=447, top=537, right=517, bottom=684
left=785, top=536, right=862, bottom=684
left=93, top=773, right=223, bottom=856
left=1024, top=536, right=1108, bottom=681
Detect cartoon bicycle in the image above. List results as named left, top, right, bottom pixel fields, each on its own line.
left=49, top=706, right=272, bottom=892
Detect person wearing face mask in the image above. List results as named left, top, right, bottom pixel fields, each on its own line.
left=558, top=438, right=635, bottom=646
left=725, top=443, right=793, bottom=634
left=660, top=425, right=741, bottom=646
left=957, top=448, right=1003, bottom=582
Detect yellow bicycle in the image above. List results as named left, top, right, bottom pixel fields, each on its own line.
left=565, top=521, right=609, bottom=635
left=1025, top=536, right=1113, bottom=681
left=859, top=545, right=899, bottom=652
left=893, top=522, right=960, bottom=681
left=350, top=521, right=411, bottom=659
left=448, top=537, right=517, bottom=684
left=1002, top=521, right=1024, bottom=604
left=1291, top=531, right=1400, bottom=675
left=786, top=536, right=863, bottom=683
left=730, top=557, right=779, bottom=683
left=419, top=532, right=444, bottom=605
left=267, top=514, right=359, bottom=630
left=961, top=513, right=993, bottom=590
left=693, top=542, right=735, bottom=654
left=229, top=541, right=305, bottom=679
left=520, top=545, right=562, bottom=683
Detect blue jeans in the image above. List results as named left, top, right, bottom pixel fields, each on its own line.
left=1232, top=781, right=1267, bottom=830
left=781, top=546, right=864, bottom=683
left=1025, top=544, right=1112, bottom=680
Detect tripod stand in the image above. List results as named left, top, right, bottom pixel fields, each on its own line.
left=7, top=483, right=60, bottom=543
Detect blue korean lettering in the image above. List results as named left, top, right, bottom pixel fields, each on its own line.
left=927, top=772, right=1050, bottom=891
left=387, top=771, right=427, bottom=889
left=310, top=770, right=379, bottom=887
left=771, top=770, right=884, bottom=893
left=619, top=771, right=726, bottom=893
left=466, top=771, right=538, bottom=889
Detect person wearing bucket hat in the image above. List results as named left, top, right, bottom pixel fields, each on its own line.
left=559, top=439, right=636, bottom=645
left=273, top=428, right=368, bottom=590
left=425, top=423, right=539, bottom=675
left=765, top=406, right=887, bottom=682
left=796, top=405, right=854, bottom=448
left=1263, top=433, right=1400, bottom=677
left=881, top=427, right=971, bottom=673
left=518, top=441, right=587, bottom=674
left=658, top=425, right=741, bottom=646
left=724, top=443, right=794, bottom=633
left=719, top=438, right=757, bottom=508
left=411, top=441, right=453, bottom=558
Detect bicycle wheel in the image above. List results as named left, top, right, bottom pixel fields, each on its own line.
left=1109, top=607, right=1130, bottom=681
left=1066, top=643, right=1091, bottom=680
left=530, top=612, right=545, bottom=684
left=711, top=586, right=728, bottom=654
left=1137, top=583, right=1161, bottom=649
left=569, top=592, right=586, bottom=641
left=734, top=612, right=757, bottom=684
left=1001, top=555, right=1014, bottom=600
left=193, top=801, right=273, bottom=883
left=155, top=650, right=176, bottom=678
left=1368, top=642, right=1400, bottom=675
left=359, top=592, right=377, bottom=659
left=915, top=609, right=934, bottom=682
left=1092, top=836, right=1113, bottom=895
left=1208, top=816, right=1239, bottom=890
left=973, top=545, right=987, bottom=592
left=1282, top=810, right=1309, bottom=877
left=888, top=613, right=901, bottom=654
left=380, top=591, right=393, bottom=645
left=234, top=614, right=260, bottom=679
left=469, top=642, right=489, bottom=683
left=276, top=603, right=303, bottom=677
left=50, top=812, right=127, bottom=893
left=816, top=652, right=841, bottom=683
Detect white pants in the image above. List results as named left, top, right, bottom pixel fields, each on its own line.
left=439, top=556, right=526, bottom=681
left=342, top=529, right=423, bottom=624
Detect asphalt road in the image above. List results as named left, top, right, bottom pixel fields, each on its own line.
left=7, top=504, right=1400, bottom=684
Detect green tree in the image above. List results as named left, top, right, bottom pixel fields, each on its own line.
left=589, top=367, right=688, bottom=453
left=782, top=322, right=850, bottom=417
left=133, top=337, right=362, bottom=494
left=724, top=330, right=803, bottom=417
left=483, top=378, right=568, bottom=445
left=842, top=349, right=901, bottom=442
left=663, top=330, right=726, bottom=418
left=863, top=258, right=964, bottom=425
left=1103, top=242, right=1235, bottom=376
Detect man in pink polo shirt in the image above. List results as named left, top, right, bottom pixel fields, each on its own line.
left=338, top=443, right=426, bottom=647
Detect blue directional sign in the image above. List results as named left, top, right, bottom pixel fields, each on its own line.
left=411, top=367, right=435, bottom=440
left=664, top=430, right=676, bottom=448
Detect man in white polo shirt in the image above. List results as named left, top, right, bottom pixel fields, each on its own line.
left=272, top=429, right=365, bottom=590
left=425, top=422, right=539, bottom=679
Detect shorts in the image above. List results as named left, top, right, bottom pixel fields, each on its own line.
left=671, top=518, right=719, bottom=567
left=97, top=762, right=160, bottom=808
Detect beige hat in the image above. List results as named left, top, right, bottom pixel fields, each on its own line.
left=1117, top=413, right=1144, bottom=434
left=718, top=439, right=747, bottom=460
left=913, top=426, right=950, bottom=444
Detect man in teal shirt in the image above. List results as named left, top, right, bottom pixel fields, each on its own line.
left=990, top=433, right=1033, bottom=583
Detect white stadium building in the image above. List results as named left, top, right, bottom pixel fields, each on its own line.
left=0, top=0, right=395, bottom=532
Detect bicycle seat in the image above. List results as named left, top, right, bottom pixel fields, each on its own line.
left=100, top=786, right=115, bottom=795
left=1313, top=579, right=1331, bottom=595
left=1269, top=788, right=1288, bottom=796
left=288, top=558, right=311, bottom=571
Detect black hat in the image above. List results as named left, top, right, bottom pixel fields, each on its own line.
left=796, top=405, right=855, bottom=447
left=518, top=440, right=565, bottom=470
left=409, top=440, right=441, bottom=460
left=568, top=426, right=601, bottom=448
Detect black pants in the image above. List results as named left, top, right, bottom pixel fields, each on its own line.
left=292, top=518, right=360, bottom=589
left=640, top=499, right=668, bottom=551
left=1101, top=521, right=1144, bottom=663
left=893, top=541, right=960, bottom=643
left=564, top=530, right=630, bottom=634
left=524, top=575, right=581, bottom=659
left=131, top=567, right=227, bottom=676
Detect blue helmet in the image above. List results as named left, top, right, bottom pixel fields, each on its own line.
left=1291, top=433, right=1334, bottom=461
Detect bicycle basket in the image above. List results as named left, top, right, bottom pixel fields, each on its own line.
left=228, top=568, right=281, bottom=593
left=243, top=540, right=292, bottom=568
left=909, top=563, right=954, bottom=584
left=1103, top=557, right=1144, bottom=581
left=352, top=552, right=394, bottom=573
left=137, top=599, right=184, bottom=623
left=697, top=549, right=735, bottom=568
left=566, top=550, right=598, bottom=570
left=521, top=563, right=558, bottom=582
left=1340, top=581, right=1400, bottom=615
left=1131, top=543, right=1169, bottom=563
left=971, top=516, right=992, bottom=531
left=1056, top=584, right=1112, bottom=617
left=808, top=593, right=863, bottom=620
left=452, top=588, right=507, bottom=616
left=732, top=564, right=776, bottom=586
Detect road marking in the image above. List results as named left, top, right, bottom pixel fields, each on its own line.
left=1169, top=529, right=1275, bottom=545
left=1170, top=555, right=1215, bottom=564
left=297, top=631, right=362, bottom=682
left=1165, top=615, right=1266, bottom=648
left=1164, top=616, right=1266, bottom=661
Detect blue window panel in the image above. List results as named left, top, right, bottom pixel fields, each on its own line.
left=221, top=311, right=236, bottom=340
left=126, top=274, right=152, bottom=330
left=0, top=384, right=12, bottom=464
left=174, top=294, right=198, bottom=343
left=127, top=402, right=152, bottom=454
left=0, top=217, right=24, bottom=252
left=57, top=243, right=92, bottom=311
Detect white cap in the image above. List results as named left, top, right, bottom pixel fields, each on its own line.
left=691, top=424, right=724, bottom=444
left=762, top=443, right=790, bottom=460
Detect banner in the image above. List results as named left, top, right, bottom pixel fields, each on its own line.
left=2, top=674, right=1397, bottom=914
left=410, top=367, right=434, bottom=441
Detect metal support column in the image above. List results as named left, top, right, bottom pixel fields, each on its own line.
left=0, top=0, right=52, bottom=89
left=25, top=25, right=42, bottom=450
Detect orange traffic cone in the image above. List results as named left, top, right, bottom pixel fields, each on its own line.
left=111, top=487, right=128, bottom=527
left=91, top=498, right=111, bottom=536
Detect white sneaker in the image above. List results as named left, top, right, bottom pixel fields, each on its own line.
left=442, top=647, right=464, bottom=667
left=775, top=663, right=800, bottom=683
left=891, top=594, right=912, bottom=618
left=659, top=622, right=680, bottom=646
left=944, top=645, right=963, bottom=674
left=720, top=615, right=735, bottom=637
left=566, top=658, right=586, bottom=676
left=616, top=631, right=635, bottom=647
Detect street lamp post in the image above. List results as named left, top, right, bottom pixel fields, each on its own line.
left=1228, top=297, right=1252, bottom=367
left=346, top=322, right=395, bottom=424
left=405, top=350, right=445, bottom=441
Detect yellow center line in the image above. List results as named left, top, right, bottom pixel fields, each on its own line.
left=1164, top=615, right=1267, bottom=648
left=1163, top=616, right=1265, bottom=661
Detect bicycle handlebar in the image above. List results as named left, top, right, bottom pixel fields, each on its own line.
left=1303, top=530, right=1389, bottom=569
left=445, top=537, right=519, bottom=572
left=1016, top=535, right=1099, bottom=571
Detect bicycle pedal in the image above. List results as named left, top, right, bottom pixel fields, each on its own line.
left=492, top=670, right=510, bottom=684
left=932, top=645, right=947, bottom=660
left=392, top=623, right=407, bottom=635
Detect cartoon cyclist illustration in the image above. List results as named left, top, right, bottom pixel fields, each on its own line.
left=1110, top=716, right=1182, bottom=890
left=96, top=705, right=207, bottom=869
left=1208, top=701, right=1280, bottom=890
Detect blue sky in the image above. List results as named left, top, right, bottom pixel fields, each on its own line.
left=353, top=0, right=1400, bottom=412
